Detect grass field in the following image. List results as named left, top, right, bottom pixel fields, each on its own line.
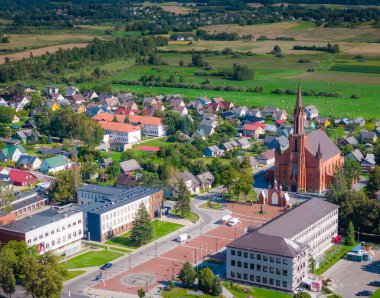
left=223, top=282, right=292, bottom=298
left=161, top=287, right=217, bottom=298
left=373, top=288, right=380, bottom=298
left=61, top=250, right=123, bottom=269
left=171, top=210, right=199, bottom=223
left=105, top=220, right=184, bottom=249
left=314, top=244, right=356, bottom=275
left=64, top=270, right=86, bottom=281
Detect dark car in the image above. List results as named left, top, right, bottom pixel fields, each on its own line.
left=356, top=290, right=373, bottom=296
left=100, top=263, right=113, bottom=270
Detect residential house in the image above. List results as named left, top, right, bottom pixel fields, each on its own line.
left=204, top=146, right=224, bottom=157
left=170, top=98, right=185, bottom=108
left=173, top=105, right=189, bottom=116
left=120, top=159, right=141, bottom=174
left=100, top=97, right=120, bottom=110
left=212, top=97, right=224, bottom=104
left=115, top=174, right=138, bottom=188
left=17, top=155, right=42, bottom=170
left=98, top=93, right=114, bottom=101
left=221, top=142, right=234, bottom=152
left=68, top=94, right=86, bottom=104
left=262, top=106, right=279, bottom=116
left=220, top=101, right=234, bottom=111
left=315, top=116, right=331, bottom=128
left=264, top=124, right=277, bottom=134
left=278, top=124, right=293, bottom=138
left=98, top=121, right=141, bottom=144
left=71, top=103, right=86, bottom=113
left=50, top=93, right=65, bottom=102
left=128, top=115, right=166, bottom=137
left=0, top=145, right=26, bottom=162
left=170, top=170, right=200, bottom=195
left=40, top=155, right=69, bottom=173
left=116, top=107, right=135, bottom=116
left=8, top=169, right=38, bottom=186
left=65, top=86, right=79, bottom=97
left=196, top=172, right=215, bottom=190
left=237, top=138, right=251, bottom=150
left=232, top=106, right=248, bottom=118
left=264, top=136, right=289, bottom=151
left=10, top=95, right=30, bottom=111
left=207, top=103, right=221, bottom=113
left=151, top=102, right=165, bottom=113
left=361, top=153, right=376, bottom=172
left=200, top=118, right=218, bottom=129
left=257, top=149, right=276, bottom=165
left=340, top=136, right=359, bottom=147
left=46, top=86, right=59, bottom=96
left=193, top=125, right=215, bottom=139
left=0, top=98, right=8, bottom=107
left=197, top=96, right=211, bottom=105
left=345, top=149, right=364, bottom=163
left=244, top=115, right=265, bottom=124
left=86, top=106, right=107, bottom=117
left=242, top=123, right=266, bottom=138
left=334, top=118, right=353, bottom=128
left=249, top=156, right=259, bottom=169
left=304, top=105, right=319, bottom=120
left=202, top=113, right=217, bottom=121
left=361, top=131, right=377, bottom=143
left=13, top=129, right=39, bottom=143
left=166, top=94, right=183, bottom=102
left=83, top=90, right=98, bottom=100
left=143, top=97, right=157, bottom=107
left=221, top=111, right=235, bottom=120
left=117, top=93, right=134, bottom=103
left=47, top=101, right=61, bottom=111
left=247, top=108, right=262, bottom=118
left=354, top=117, right=366, bottom=127
left=120, top=100, right=138, bottom=111
left=272, top=109, right=288, bottom=121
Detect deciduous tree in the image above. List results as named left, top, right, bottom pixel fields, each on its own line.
left=178, top=262, right=196, bottom=288
left=51, top=169, right=82, bottom=203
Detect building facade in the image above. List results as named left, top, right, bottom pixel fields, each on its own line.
left=274, top=86, right=343, bottom=193
left=226, top=198, right=339, bottom=292
left=128, top=115, right=166, bottom=137
left=0, top=206, right=84, bottom=255
left=98, top=121, right=141, bottom=144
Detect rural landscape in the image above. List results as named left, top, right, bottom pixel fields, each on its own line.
left=0, top=0, right=379, bottom=298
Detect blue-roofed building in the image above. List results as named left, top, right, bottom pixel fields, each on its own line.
left=77, top=185, right=163, bottom=242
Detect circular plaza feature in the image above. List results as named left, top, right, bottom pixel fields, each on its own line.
left=122, top=273, right=155, bottom=287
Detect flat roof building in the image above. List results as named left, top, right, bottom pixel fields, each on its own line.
left=226, top=198, right=338, bottom=293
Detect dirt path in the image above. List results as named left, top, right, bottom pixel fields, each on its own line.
left=0, top=43, right=89, bottom=64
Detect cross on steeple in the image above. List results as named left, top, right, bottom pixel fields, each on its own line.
left=293, top=82, right=305, bottom=135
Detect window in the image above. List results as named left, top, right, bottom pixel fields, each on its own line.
left=283, top=270, right=288, bottom=277
left=45, top=232, right=49, bottom=237
left=276, top=257, right=281, bottom=264
left=257, top=265, right=261, bottom=271
left=256, top=276, right=261, bottom=283
left=243, top=252, right=248, bottom=258
left=263, top=266, right=268, bottom=272
left=231, top=249, right=236, bottom=256
left=250, top=253, right=255, bottom=259
left=237, top=273, right=241, bottom=279
left=270, top=256, right=274, bottom=263
left=263, top=255, right=268, bottom=261
left=250, top=263, right=254, bottom=270
left=269, top=278, right=274, bottom=285
left=276, top=280, right=280, bottom=287
left=283, top=258, right=288, bottom=265
left=237, top=251, right=242, bottom=257
left=231, top=260, right=235, bottom=266
left=237, top=261, right=242, bottom=268
left=263, top=277, right=267, bottom=284
left=257, top=254, right=261, bottom=261
left=250, top=275, right=254, bottom=281
left=276, top=268, right=281, bottom=275
left=243, top=274, right=248, bottom=280
left=231, top=271, right=235, bottom=278
left=283, top=281, right=288, bottom=288
left=243, top=262, right=248, bottom=269
left=27, top=239, right=31, bottom=244
left=270, top=267, right=274, bottom=273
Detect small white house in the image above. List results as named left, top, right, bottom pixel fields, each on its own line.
left=40, top=155, right=69, bottom=173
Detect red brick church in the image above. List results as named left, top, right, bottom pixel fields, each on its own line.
left=274, top=85, right=343, bottom=193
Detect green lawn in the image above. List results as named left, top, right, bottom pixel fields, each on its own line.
left=314, top=244, right=356, bottom=275
left=161, top=287, right=218, bottom=298
left=105, top=219, right=184, bottom=249
left=372, top=289, right=380, bottom=298
left=64, top=270, right=86, bottom=281
left=199, top=201, right=223, bottom=210
left=223, top=282, right=292, bottom=298
left=171, top=210, right=199, bottom=223
left=60, top=250, right=123, bottom=270
left=82, top=241, right=131, bottom=253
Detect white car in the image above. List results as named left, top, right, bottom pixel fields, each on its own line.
left=228, top=218, right=240, bottom=226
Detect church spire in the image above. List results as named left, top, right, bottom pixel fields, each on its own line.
left=293, top=82, right=305, bottom=135
left=316, top=142, right=322, bottom=159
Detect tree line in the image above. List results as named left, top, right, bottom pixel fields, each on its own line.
left=293, top=43, right=340, bottom=54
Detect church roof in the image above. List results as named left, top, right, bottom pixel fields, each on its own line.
left=306, top=129, right=340, bottom=160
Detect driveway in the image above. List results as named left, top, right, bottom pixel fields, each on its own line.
left=323, top=250, right=380, bottom=297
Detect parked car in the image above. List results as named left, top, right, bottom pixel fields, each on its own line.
left=356, top=290, right=373, bottom=296
left=228, top=218, right=240, bottom=226
left=100, top=263, right=113, bottom=270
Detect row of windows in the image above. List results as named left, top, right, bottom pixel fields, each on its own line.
left=30, top=219, right=82, bottom=241
left=230, top=260, right=288, bottom=276
left=28, top=230, right=82, bottom=246
left=101, top=199, right=149, bottom=222
left=231, top=250, right=288, bottom=265
left=230, top=271, right=288, bottom=288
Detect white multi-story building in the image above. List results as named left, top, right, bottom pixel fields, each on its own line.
left=98, top=121, right=141, bottom=144
left=129, top=115, right=166, bottom=137
left=0, top=206, right=84, bottom=256
left=226, top=198, right=338, bottom=292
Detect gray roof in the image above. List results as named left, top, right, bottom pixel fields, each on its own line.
left=361, top=131, right=376, bottom=139
left=306, top=129, right=340, bottom=160
left=305, top=105, right=318, bottom=114
left=196, top=171, right=215, bottom=184
left=0, top=207, right=81, bottom=233
left=120, top=159, right=141, bottom=173
left=178, top=170, right=200, bottom=187
left=228, top=230, right=308, bottom=258
left=78, top=184, right=127, bottom=196
left=249, top=156, right=259, bottom=168
left=237, top=138, right=250, bottom=147
left=208, top=145, right=222, bottom=152
left=343, top=136, right=359, bottom=146
left=259, top=198, right=339, bottom=239
left=17, top=155, right=41, bottom=165
left=345, top=149, right=364, bottom=162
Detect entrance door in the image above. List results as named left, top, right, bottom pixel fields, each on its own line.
left=291, top=183, right=297, bottom=192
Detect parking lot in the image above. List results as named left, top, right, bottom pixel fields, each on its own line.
left=324, top=249, right=380, bottom=297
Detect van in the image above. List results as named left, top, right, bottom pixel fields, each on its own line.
left=228, top=218, right=240, bottom=226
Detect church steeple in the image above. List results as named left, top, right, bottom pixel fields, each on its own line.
left=293, top=82, right=305, bottom=135
left=316, top=142, right=322, bottom=159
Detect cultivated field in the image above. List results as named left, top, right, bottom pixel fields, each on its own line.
left=143, top=1, right=196, bottom=14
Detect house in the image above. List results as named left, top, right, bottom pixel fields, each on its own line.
left=204, top=146, right=224, bottom=157
left=120, top=159, right=141, bottom=174
left=193, top=125, right=215, bottom=139
left=65, top=86, right=79, bottom=97
left=128, top=115, right=166, bottom=137
left=304, top=105, right=319, bottom=120
left=143, top=97, right=157, bottom=107
left=345, top=149, right=364, bottom=163
left=99, top=97, right=120, bottom=110
left=10, top=95, right=30, bottom=111
left=334, top=118, right=353, bottom=128
left=46, top=86, right=59, bottom=96
left=40, top=155, right=69, bottom=173
left=0, top=144, right=26, bottom=162
left=340, top=136, right=359, bottom=146
left=221, top=142, right=234, bottom=152
left=170, top=98, right=185, bottom=108
left=220, top=101, right=234, bottom=111
left=86, top=106, right=107, bottom=117
left=242, top=123, right=266, bottom=138
left=120, top=101, right=138, bottom=111
left=272, top=109, right=288, bottom=121
left=207, top=103, right=221, bottom=113
left=47, top=101, right=61, bottom=111
left=264, top=136, right=289, bottom=151
left=262, top=106, right=279, bottom=116
left=197, top=96, right=211, bottom=105
left=221, top=111, right=235, bottom=120
left=354, top=117, right=365, bottom=127
left=83, top=90, right=98, bottom=100
left=361, top=154, right=376, bottom=172
left=277, top=124, right=293, bottom=138
left=200, top=118, right=218, bottom=128
left=244, top=115, right=265, bottom=124
left=0, top=98, right=8, bottom=107
left=361, top=131, right=377, bottom=143
left=71, top=103, right=86, bottom=113
left=166, top=94, right=183, bottom=101
left=98, top=121, right=141, bottom=144
left=50, top=93, right=65, bottom=102
left=68, top=94, right=86, bottom=104
left=151, top=102, right=165, bottom=113
left=172, top=106, right=188, bottom=116
left=264, top=124, right=277, bottom=134
left=232, top=106, right=248, bottom=118
left=13, top=129, right=39, bottom=143
left=17, top=155, right=42, bottom=170
left=202, top=113, right=217, bottom=121
left=257, top=149, right=276, bottom=165
left=247, top=108, right=262, bottom=118
left=196, top=172, right=215, bottom=190
left=117, top=93, right=134, bottom=103
left=12, top=115, right=20, bottom=123
left=98, top=93, right=114, bottom=100
left=212, top=97, right=224, bottom=104
left=116, top=107, right=134, bottom=116
left=249, top=156, right=259, bottom=169
left=315, top=116, right=331, bottom=128
left=170, top=170, right=200, bottom=195
left=8, top=169, right=38, bottom=186
left=237, top=138, right=251, bottom=150
left=115, top=174, right=138, bottom=188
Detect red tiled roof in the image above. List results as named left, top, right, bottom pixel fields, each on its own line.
left=128, top=115, right=163, bottom=126
left=8, top=169, right=37, bottom=184
left=92, top=113, right=126, bottom=123
left=220, top=101, right=233, bottom=109
left=243, top=123, right=267, bottom=131
left=98, top=121, right=140, bottom=133
left=116, top=108, right=134, bottom=116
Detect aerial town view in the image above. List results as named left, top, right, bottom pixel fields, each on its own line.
left=0, top=0, right=379, bottom=297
